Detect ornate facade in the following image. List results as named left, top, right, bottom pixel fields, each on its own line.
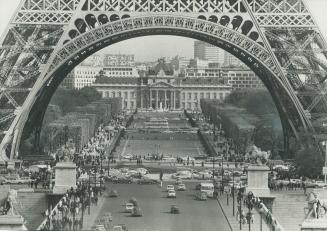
left=94, top=60, right=232, bottom=111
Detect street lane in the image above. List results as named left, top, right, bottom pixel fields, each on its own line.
left=97, top=182, right=231, bottom=231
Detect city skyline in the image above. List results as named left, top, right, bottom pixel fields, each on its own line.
left=1, top=0, right=327, bottom=62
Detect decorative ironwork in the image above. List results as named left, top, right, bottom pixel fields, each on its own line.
left=0, top=0, right=326, bottom=161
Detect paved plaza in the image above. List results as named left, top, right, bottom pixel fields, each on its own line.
left=116, top=112, right=207, bottom=159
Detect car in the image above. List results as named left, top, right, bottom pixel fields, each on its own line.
left=177, top=184, right=186, bottom=191
left=175, top=179, right=183, bottom=185
left=171, top=171, right=192, bottom=180
left=167, top=190, right=176, bottom=198
left=131, top=207, right=143, bottom=217
left=170, top=205, right=180, bottom=214
left=167, top=185, right=175, bottom=191
left=113, top=176, right=133, bottom=184
left=4, top=176, right=21, bottom=184
left=196, top=192, right=208, bottom=201
left=113, top=224, right=128, bottom=231
left=137, top=177, right=159, bottom=185
left=95, top=224, right=106, bottom=231
left=109, top=190, right=118, bottom=197
left=122, top=154, right=133, bottom=160
left=136, top=168, right=148, bottom=176
left=125, top=203, right=134, bottom=213
left=193, top=172, right=212, bottom=180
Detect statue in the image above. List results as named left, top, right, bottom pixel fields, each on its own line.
left=245, top=145, right=271, bottom=165
left=306, top=191, right=327, bottom=219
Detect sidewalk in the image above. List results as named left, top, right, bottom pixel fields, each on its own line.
left=217, top=193, right=270, bottom=231
left=82, top=196, right=106, bottom=231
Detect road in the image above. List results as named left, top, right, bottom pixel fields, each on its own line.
left=96, top=182, right=231, bottom=231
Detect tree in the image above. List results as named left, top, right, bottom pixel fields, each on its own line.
left=49, top=87, right=101, bottom=115
left=295, top=144, right=323, bottom=178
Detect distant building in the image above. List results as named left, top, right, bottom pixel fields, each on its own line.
left=189, top=58, right=210, bottom=68
left=194, top=41, right=245, bottom=67
left=185, top=66, right=264, bottom=90
left=80, top=54, right=103, bottom=66
left=169, top=56, right=191, bottom=73
left=104, top=54, right=135, bottom=67
left=62, top=54, right=138, bottom=89
left=185, top=67, right=226, bottom=80
left=224, top=67, right=265, bottom=90
left=224, top=52, right=244, bottom=67
left=102, top=66, right=139, bottom=78
left=194, top=41, right=225, bottom=65
left=64, top=66, right=102, bottom=90
left=93, top=59, right=232, bottom=111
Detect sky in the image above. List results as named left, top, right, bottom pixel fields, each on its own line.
left=0, top=0, right=326, bottom=61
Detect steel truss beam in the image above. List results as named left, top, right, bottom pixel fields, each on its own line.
left=0, top=0, right=326, bottom=161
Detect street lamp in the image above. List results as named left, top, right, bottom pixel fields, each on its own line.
left=246, top=191, right=254, bottom=231
left=88, top=170, right=91, bottom=215
left=237, top=190, right=243, bottom=230
left=232, top=161, right=235, bottom=216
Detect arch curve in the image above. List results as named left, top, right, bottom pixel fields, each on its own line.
left=17, top=15, right=311, bottom=162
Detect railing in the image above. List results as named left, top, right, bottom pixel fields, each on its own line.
left=255, top=197, right=286, bottom=231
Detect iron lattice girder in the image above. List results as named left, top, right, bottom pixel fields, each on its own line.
left=0, top=0, right=325, bottom=161
left=50, top=15, right=276, bottom=75
left=263, top=25, right=327, bottom=115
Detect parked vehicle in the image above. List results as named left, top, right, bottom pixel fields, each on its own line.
left=113, top=176, right=133, bottom=184
left=137, top=177, right=159, bottom=185
left=177, top=184, right=186, bottom=191
left=175, top=179, right=183, bottom=185
left=172, top=171, right=192, bottom=180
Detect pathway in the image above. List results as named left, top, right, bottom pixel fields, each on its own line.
left=217, top=193, right=270, bottom=231
left=120, top=137, right=130, bottom=158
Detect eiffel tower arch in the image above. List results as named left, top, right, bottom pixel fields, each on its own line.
left=0, top=0, right=327, bottom=161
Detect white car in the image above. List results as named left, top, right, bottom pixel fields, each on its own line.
left=122, top=155, right=133, bottom=160
left=125, top=203, right=134, bottom=213
left=167, top=185, right=175, bottom=191
left=136, top=168, right=148, bottom=176
left=167, top=190, right=176, bottom=198
left=177, top=184, right=186, bottom=191
left=172, top=171, right=192, bottom=180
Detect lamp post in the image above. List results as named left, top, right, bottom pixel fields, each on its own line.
left=88, top=170, right=91, bottom=215
left=232, top=163, right=235, bottom=216
left=100, top=151, right=103, bottom=195
left=246, top=191, right=254, bottom=231
left=237, top=190, right=243, bottom=230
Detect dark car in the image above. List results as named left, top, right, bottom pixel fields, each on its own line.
left=109, top=190, right=118, bottom=197
left=131, top=207, right=143, bottom=217
left=113, top=177, right=133, bottom=184
left=137, top=177, right=159, bottom=185
left=170, top=205, right=180, bottom=214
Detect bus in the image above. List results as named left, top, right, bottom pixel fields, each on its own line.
left=200, top=182, right=214, bottom=198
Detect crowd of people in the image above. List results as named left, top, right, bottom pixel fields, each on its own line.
left=38, top=115, right=129, bottom=231
left=40, top=183, right=101, bottom=231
